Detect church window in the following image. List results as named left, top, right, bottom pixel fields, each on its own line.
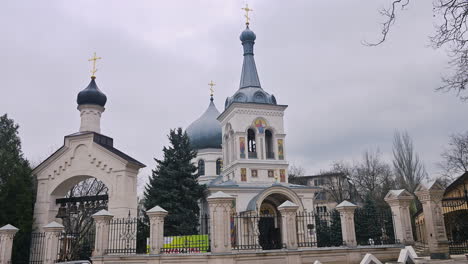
left=198, top=159, right=205, bottom=176
left=216, top=158, right=223, bottom=175
left=247, top=129, right=257, bottom=158
left=265, top=130, right=274, bottom=159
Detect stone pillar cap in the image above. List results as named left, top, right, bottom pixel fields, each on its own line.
left=336, top=200, right=357, bottom=208
left=0, top=224, right=19, bottom=231
left=43, top=221, right=64, bottom=230
left=278, top=200, right=299, bottom=209
left=384, top=189, right=414, bottom=201
left=92, top=209, right=114, bottom=217
left=415, top=180, right=444, bottom=192
left=207, top=191, right=234, bottom=200
left=147, top=205, right=168, bottom=213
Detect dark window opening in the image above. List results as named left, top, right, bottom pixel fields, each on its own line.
left=216, top=158, right=223, bottom=175
left=265, top=130, right=274, bottom=159
left=198, top=159, right=205, bottom=176
left=247, top=129, right=257, bottom=159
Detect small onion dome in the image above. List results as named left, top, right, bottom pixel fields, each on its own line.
left=240, top=26, right=256, bottom=42
left=186, top=98, right=222, bottom=150
left=77, top=77, right=107, bottom=107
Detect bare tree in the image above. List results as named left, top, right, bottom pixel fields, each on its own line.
left=392, top=131, right=427, bottom=193
left=350, top=149, right=394, bottom=201
left=288, top=163, right=306, bottom=182
left=439, top=131, right=468, bottom=184
left=320, top=161, right=355, bottom=204
left=368, top=0, right=468, bottom=99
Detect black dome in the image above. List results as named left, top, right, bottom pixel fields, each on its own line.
left=77, top=77, right=107, bottom=107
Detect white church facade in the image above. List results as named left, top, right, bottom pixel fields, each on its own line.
left=186, top=23, right=317, bottom=215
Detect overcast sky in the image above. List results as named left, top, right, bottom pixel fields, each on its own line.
left=1, top=0, right=467, bottom=193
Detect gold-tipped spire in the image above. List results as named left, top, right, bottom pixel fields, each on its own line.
left=88, top=52, right=102, bottom=78
left=241, top=4, right=253, bottom=25
left=208, top=80, right=216, bottom=98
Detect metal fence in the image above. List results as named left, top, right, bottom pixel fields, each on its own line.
left=296, top=210, right=343, bottom=248
left=57, top=229, right=95, bottom=262
left=161, top=214, right=210, bottom=254
left=106, top=216, right=149, bottom=254
left=354, top=208, right=397, bottom=246
left=29, top=232, right=46, bottom=264
left=231, top=213, right=284, bottom=250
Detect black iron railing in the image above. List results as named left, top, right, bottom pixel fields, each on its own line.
left=57, top=229, right=95, bottom=262
left=296, top=210, right=343, bottom=247
left=266, top=152, right=275, bottom=159
left=231, top=213, right=284, bottom=250
left=106, top=215, right=149, bottom=254
left=29, top=232, right=46, bottom=264
left=161, top=214, right=210, bottom=254
left=354, top=208, right=398, bottom=246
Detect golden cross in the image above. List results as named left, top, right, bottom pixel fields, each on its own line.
left=241, top=4, right=253, bottom=25
left=88, top=52, right=102, bottom=78
left=208, top=80, right=216, bottom=97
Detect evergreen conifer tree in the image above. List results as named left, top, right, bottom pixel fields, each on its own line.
left=143, top=128, right=206, bottom=236
left=0, top=114, right=34, bottom=263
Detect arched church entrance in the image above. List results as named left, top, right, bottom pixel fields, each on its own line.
left=247, top=186, right=305, bottom=250
left=258, top=195, right=284, bottom=250
left=53, top=177, right=109, bottom=262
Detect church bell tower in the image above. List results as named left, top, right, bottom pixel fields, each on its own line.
left=218, top=19, right=288, bottom=184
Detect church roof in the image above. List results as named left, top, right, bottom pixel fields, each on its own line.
left=77, top=77, right=107, bottom=107
left=32, top=132, right=145, bottom=173
left=186, top=97, right=222, bottom=150
left=224, top=25, right=277, bottom=109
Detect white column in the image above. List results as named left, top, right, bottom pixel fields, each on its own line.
left=43, top=221, right=64, bottom=264
left=147, top=206, right=168, bottom=254
left=415, top=181, right=450, bottom=259
left=336, top=201, right=357, bottom=247
left=384, top=189, right=415, bottom=245
left=92, top=210, right=114, bottom=257
left=0, top=224, right=19, bottom=264
left=207, top=191, right=235, bottom=253
left=277, top=201, right=299, bottom=250
left=78, top=104, right=104, bottom=133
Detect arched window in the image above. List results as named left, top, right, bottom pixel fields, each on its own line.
left=216, top=158, right=223, bottom=175
left=265, top=129, right=274, bottom=159
left=247, top=128, right=257, bottom=158
left=198, top=159, right=205, bottom=176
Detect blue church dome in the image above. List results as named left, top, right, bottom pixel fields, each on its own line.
left=240, top=27, right=256, bottom=42
left=186, top=98, right=222, bottom=150
left=77, top=77, right=107, bottom=107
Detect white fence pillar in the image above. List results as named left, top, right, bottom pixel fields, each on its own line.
left=43, top=221, right=64, bottom=264
left=0, top=224, right=18, bottom=264
left=384, top=189, right=415, bottom=245
left=207, top=191, right=235, bottom=253
left=278, top=201, right=299, bottom=250
left=147, top=206, right=168, bottom=254
left=92, top=209, right=114, bottom=256
left=336, top=201, right=357, bottom=247
left=415, top=180, right=450, bottom=259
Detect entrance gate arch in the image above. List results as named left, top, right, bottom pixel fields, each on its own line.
left=32, top=132, right=145, bottom=231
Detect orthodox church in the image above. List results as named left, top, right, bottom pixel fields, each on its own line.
left=186, top=22, right=317, bottom=215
